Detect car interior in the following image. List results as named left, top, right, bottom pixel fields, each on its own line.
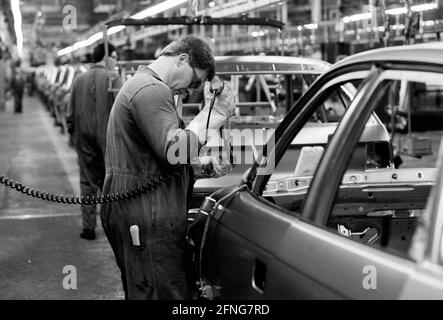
left=262, top=77, right=443, bottom=261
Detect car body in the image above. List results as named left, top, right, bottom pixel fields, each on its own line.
left=35, top=64, right=89, bottom=134
left=35, top=65, right=59, bottom=108
left=118, top=55, right=390, bottom=208
left=46, top=65, right=68, bottom=118
left=116, top=56, right=347, bottom=207
left=53, top=65, right=88, bottom=134
left=189, top=42, right=443, bottom=299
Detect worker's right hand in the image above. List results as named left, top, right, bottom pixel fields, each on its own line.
left=187, top=79, right=235, bottom=145
left=203, top=78, right=236, bottom=118
left=194, top=155, right=232, bottom=179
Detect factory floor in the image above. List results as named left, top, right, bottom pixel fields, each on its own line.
left=0, top=94, right=123, bottom=299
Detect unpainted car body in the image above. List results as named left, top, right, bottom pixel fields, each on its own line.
left=119, top=56, right=393, bottom=208
left=189, top=42, right=443, bottom=299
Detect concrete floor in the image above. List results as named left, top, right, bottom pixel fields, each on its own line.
left=0, top=95, right=123, bottom=299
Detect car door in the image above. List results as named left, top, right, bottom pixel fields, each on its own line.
left=297, top=67, right=443, bottom=298
left=202, top=188, right=329, bottom=299
left=399, top=139, right=443, bottom=299
left=201, top=65, right=376, bottom=299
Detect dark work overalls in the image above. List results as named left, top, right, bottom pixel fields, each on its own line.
left=67, top=64, right=121, bottom=230
left=100, top=66, right=199, bottom=300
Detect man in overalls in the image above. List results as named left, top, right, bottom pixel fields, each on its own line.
left=101, top=35, right=235, bottom=299
left=67, top=42, right=121, bottom=240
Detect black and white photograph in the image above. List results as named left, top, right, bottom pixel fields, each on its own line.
left=0, top=0, right=443, bottom=307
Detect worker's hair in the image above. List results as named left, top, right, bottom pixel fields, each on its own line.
left=92, top=42, right=117, bottom=63
left=160, top=35, right=215, bottom=80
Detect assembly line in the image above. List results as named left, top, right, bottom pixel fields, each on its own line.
left=1, top=0, right=443, bottom=302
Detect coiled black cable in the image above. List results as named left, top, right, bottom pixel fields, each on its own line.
left=0, top=82, right=225, bottom=205
left=0, top=171, right=182, bottom=205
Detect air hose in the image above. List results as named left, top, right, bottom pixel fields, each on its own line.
left=0, top=171, right=182, bottom=205
left=0, top=82, right=225, bottom=205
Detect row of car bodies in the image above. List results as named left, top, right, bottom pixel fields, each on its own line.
left=35, top=64, right=88, bottom=134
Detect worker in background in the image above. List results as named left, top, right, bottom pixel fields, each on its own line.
left=0, top=51, right=6, bottom=112
left=11, top=60, right=25, bottom=113
left=100, top=35, right=235, bottom=299
left=67, top=42, right=121, bottom=240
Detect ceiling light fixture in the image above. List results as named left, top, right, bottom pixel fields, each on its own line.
left=303, top=23, right=318, bottom=30
left=130, top=0, right=187, bottom=19
left=343, top=12, right=372, bottom=24
left=10, top=0, right=23, bottom=59
left=58, top=0, right=187, bottom=56
left=342, top=2, right=438, bottom=23
left=385, top=2, right=438, bottom=15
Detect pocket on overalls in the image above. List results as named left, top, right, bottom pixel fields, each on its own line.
left=128, top=244, right=153, bottom=291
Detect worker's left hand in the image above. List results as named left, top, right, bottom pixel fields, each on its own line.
left=203, top=78, right=236, bottom=118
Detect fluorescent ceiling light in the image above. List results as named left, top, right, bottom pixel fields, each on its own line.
left=385, top=2, right=438, bottom=15
left=343, top=2, right=438, bottom=24
left=88, top=32, right=104, bottom=45
left=59, top=0, right=187, bottom=56
left=57, top=46, right=74, bottom=56
left=391, top=24, right=405, bottom=30
left=412, top=3, right=438, bottom=12
left=385, top=7, right=407, bottom=15
left=423, top=20, right=435, bottom=26
left=303, top=23, right=318, bottom=30
left=10, top=0, right=23, bottom=58
left=343, top=12, right=372, bottom=23
left=57, top=27, right=121, bottom=57
left=108, top=25, right=126, bottom=36
left=130, top=0, right=187, bottom=19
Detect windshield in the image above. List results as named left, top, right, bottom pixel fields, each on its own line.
left=181, top=72, right=321, bottom=124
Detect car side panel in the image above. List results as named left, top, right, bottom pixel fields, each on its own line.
left=205, top=222, right=345, bottom=299
left=399, top=265, right=443, bottom=299
left=278, top=221, right=416, bottom=299
left=202, top=191, right=343, bottom=299
left=202, top=190, right=290, bottom=299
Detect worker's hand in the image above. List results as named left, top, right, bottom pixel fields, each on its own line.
left=194, top=155, right=232, bottom=179
left=187, top=78, right=235, bottom=145
left=203, top=78, right=236, bottom=118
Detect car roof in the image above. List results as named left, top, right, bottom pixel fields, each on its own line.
left=117, top=55, right=330, bottom=75
left=215, top=55, right=330, bottom=75
left=333, top=42, right=443, bottom=70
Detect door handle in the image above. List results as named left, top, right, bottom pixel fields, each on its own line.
left=251, top=259, right=266, bottom=294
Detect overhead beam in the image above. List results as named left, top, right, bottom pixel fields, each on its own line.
left=105, top=16, right=285, bottom=29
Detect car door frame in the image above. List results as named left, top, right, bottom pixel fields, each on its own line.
left=200, top=65, right=374, bottom=299
left=276, top=62, right=443, bottom=298
left=394, top=136, right=443, bottom=299
left=245, top=61, right=443, bottom=298
left=201, top=64, right=382, bottom=298
left=303, top=63, right=443, bottom=227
